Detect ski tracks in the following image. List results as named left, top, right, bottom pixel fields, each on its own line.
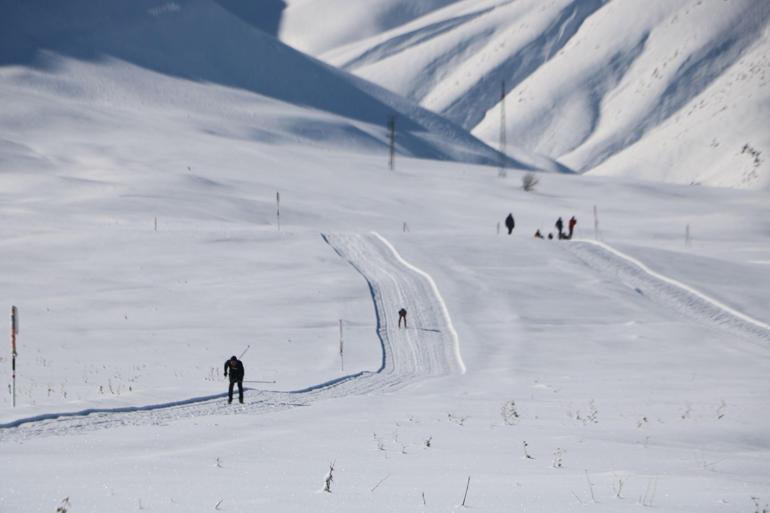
left=565, top=239, right=770, bottom=345
left=0, top=232, right=464, bottom=441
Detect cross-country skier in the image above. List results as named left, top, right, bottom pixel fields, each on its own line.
left=398, top=308, right=408, bottom=329
left=505, top=213, right=515, bottom=235
left=224, top=355, right=245, bottom=404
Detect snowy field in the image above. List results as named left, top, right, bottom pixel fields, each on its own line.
left=2, top=1, right=770, bottom=512
left=2, top=132, right=770, bottom=511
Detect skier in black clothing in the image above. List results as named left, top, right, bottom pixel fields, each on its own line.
left=224, top=355, right=245, bottom=404
left=555, top=217, right=564, bottom=239
left=505, top=213, right=515, bottom=235
left=398, top=308, right=408, bottom=328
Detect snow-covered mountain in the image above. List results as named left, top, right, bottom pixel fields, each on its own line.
left=0, top=0, right=529, bottom=170
left=2, top=1, right=770, bottom=512
left=280, top=0, right=770, bottom=189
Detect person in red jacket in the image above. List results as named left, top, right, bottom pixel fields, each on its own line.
left=568, top=216, right=577, bottom=239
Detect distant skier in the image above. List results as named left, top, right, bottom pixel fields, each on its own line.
left=223, top=355, right=245, bottom=404
left=398, top=308, right=408, bottom=329
left=568, top=216, right=577, bottom=239
left=555, top=217, right=564, bottom=239
left=505, top=213, right=515, bottom=235
left=534, top=229, right=544, bottom=239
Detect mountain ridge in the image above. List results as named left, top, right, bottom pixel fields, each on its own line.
left=280, top=0, right=770, bottom=189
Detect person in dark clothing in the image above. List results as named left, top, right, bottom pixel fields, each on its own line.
left=224, top=355, right=245, bottom=404
left=534, top=229, right=544, bottom=239
left=568, top=216, right=577, bottom=239
left=504, top=213, right=515, bottom=235
left=398, top=308, right=408, bottom=328
left=555, top=217, right=564, bottom=239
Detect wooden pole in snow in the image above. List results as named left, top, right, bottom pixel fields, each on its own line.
left=276, top=192, right=281, bottom=232
left=339, top=319, right=344, bottom=372
left=11, top=306, right=18, bottom=408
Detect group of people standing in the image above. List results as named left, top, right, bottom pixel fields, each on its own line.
left=506, top=213, right=577, bottom=240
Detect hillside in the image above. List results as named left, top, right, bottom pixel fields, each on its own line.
left=280, top=0, right=770, bottom=188
left=0, top=0, right=523, bottom=169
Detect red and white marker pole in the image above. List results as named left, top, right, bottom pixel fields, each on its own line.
left=11, top=306, right=18, bottom=408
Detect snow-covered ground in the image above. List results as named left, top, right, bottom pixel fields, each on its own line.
left=281, top=0, right=770, bottom=189
left=2, top=134, right=770, bottom=510
left=2, top=1, right=770, bottom=512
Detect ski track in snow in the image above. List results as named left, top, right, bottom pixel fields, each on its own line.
left=0, top=233, right=464, bottom=441
left=565, top=239, right=770, bottom=345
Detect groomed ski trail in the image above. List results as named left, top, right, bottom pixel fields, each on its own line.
left=565, top=239, right=770, bottom=345
left=0, top=232, right=464, bottom=441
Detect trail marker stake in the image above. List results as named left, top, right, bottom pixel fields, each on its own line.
left=339, top=319, right=344, bottom=372
left=276, top=192, right=281, bottom=232
left=593, top=205, right=599, bottom=240
left=10, top=306, right=18, bottom=408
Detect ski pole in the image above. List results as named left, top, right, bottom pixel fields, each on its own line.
left=243, top=380, right=276, bottom=384
left=239, top=344, right=251, bottom=359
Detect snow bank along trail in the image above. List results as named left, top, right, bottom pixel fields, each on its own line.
left=0, top=233, right=464, bottom=440
left=565, top=239, right=770, bottom=345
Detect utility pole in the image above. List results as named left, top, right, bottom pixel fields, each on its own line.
left=387, top=116, right=396, bottom=171
left=10, top=306, right=18, bottom=408
left=498, top=81, right=507, bottom=178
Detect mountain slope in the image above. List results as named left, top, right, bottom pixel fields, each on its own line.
left=280, top=0, right=770, bottom=188
left=0, top=0, right=519, bottom=168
